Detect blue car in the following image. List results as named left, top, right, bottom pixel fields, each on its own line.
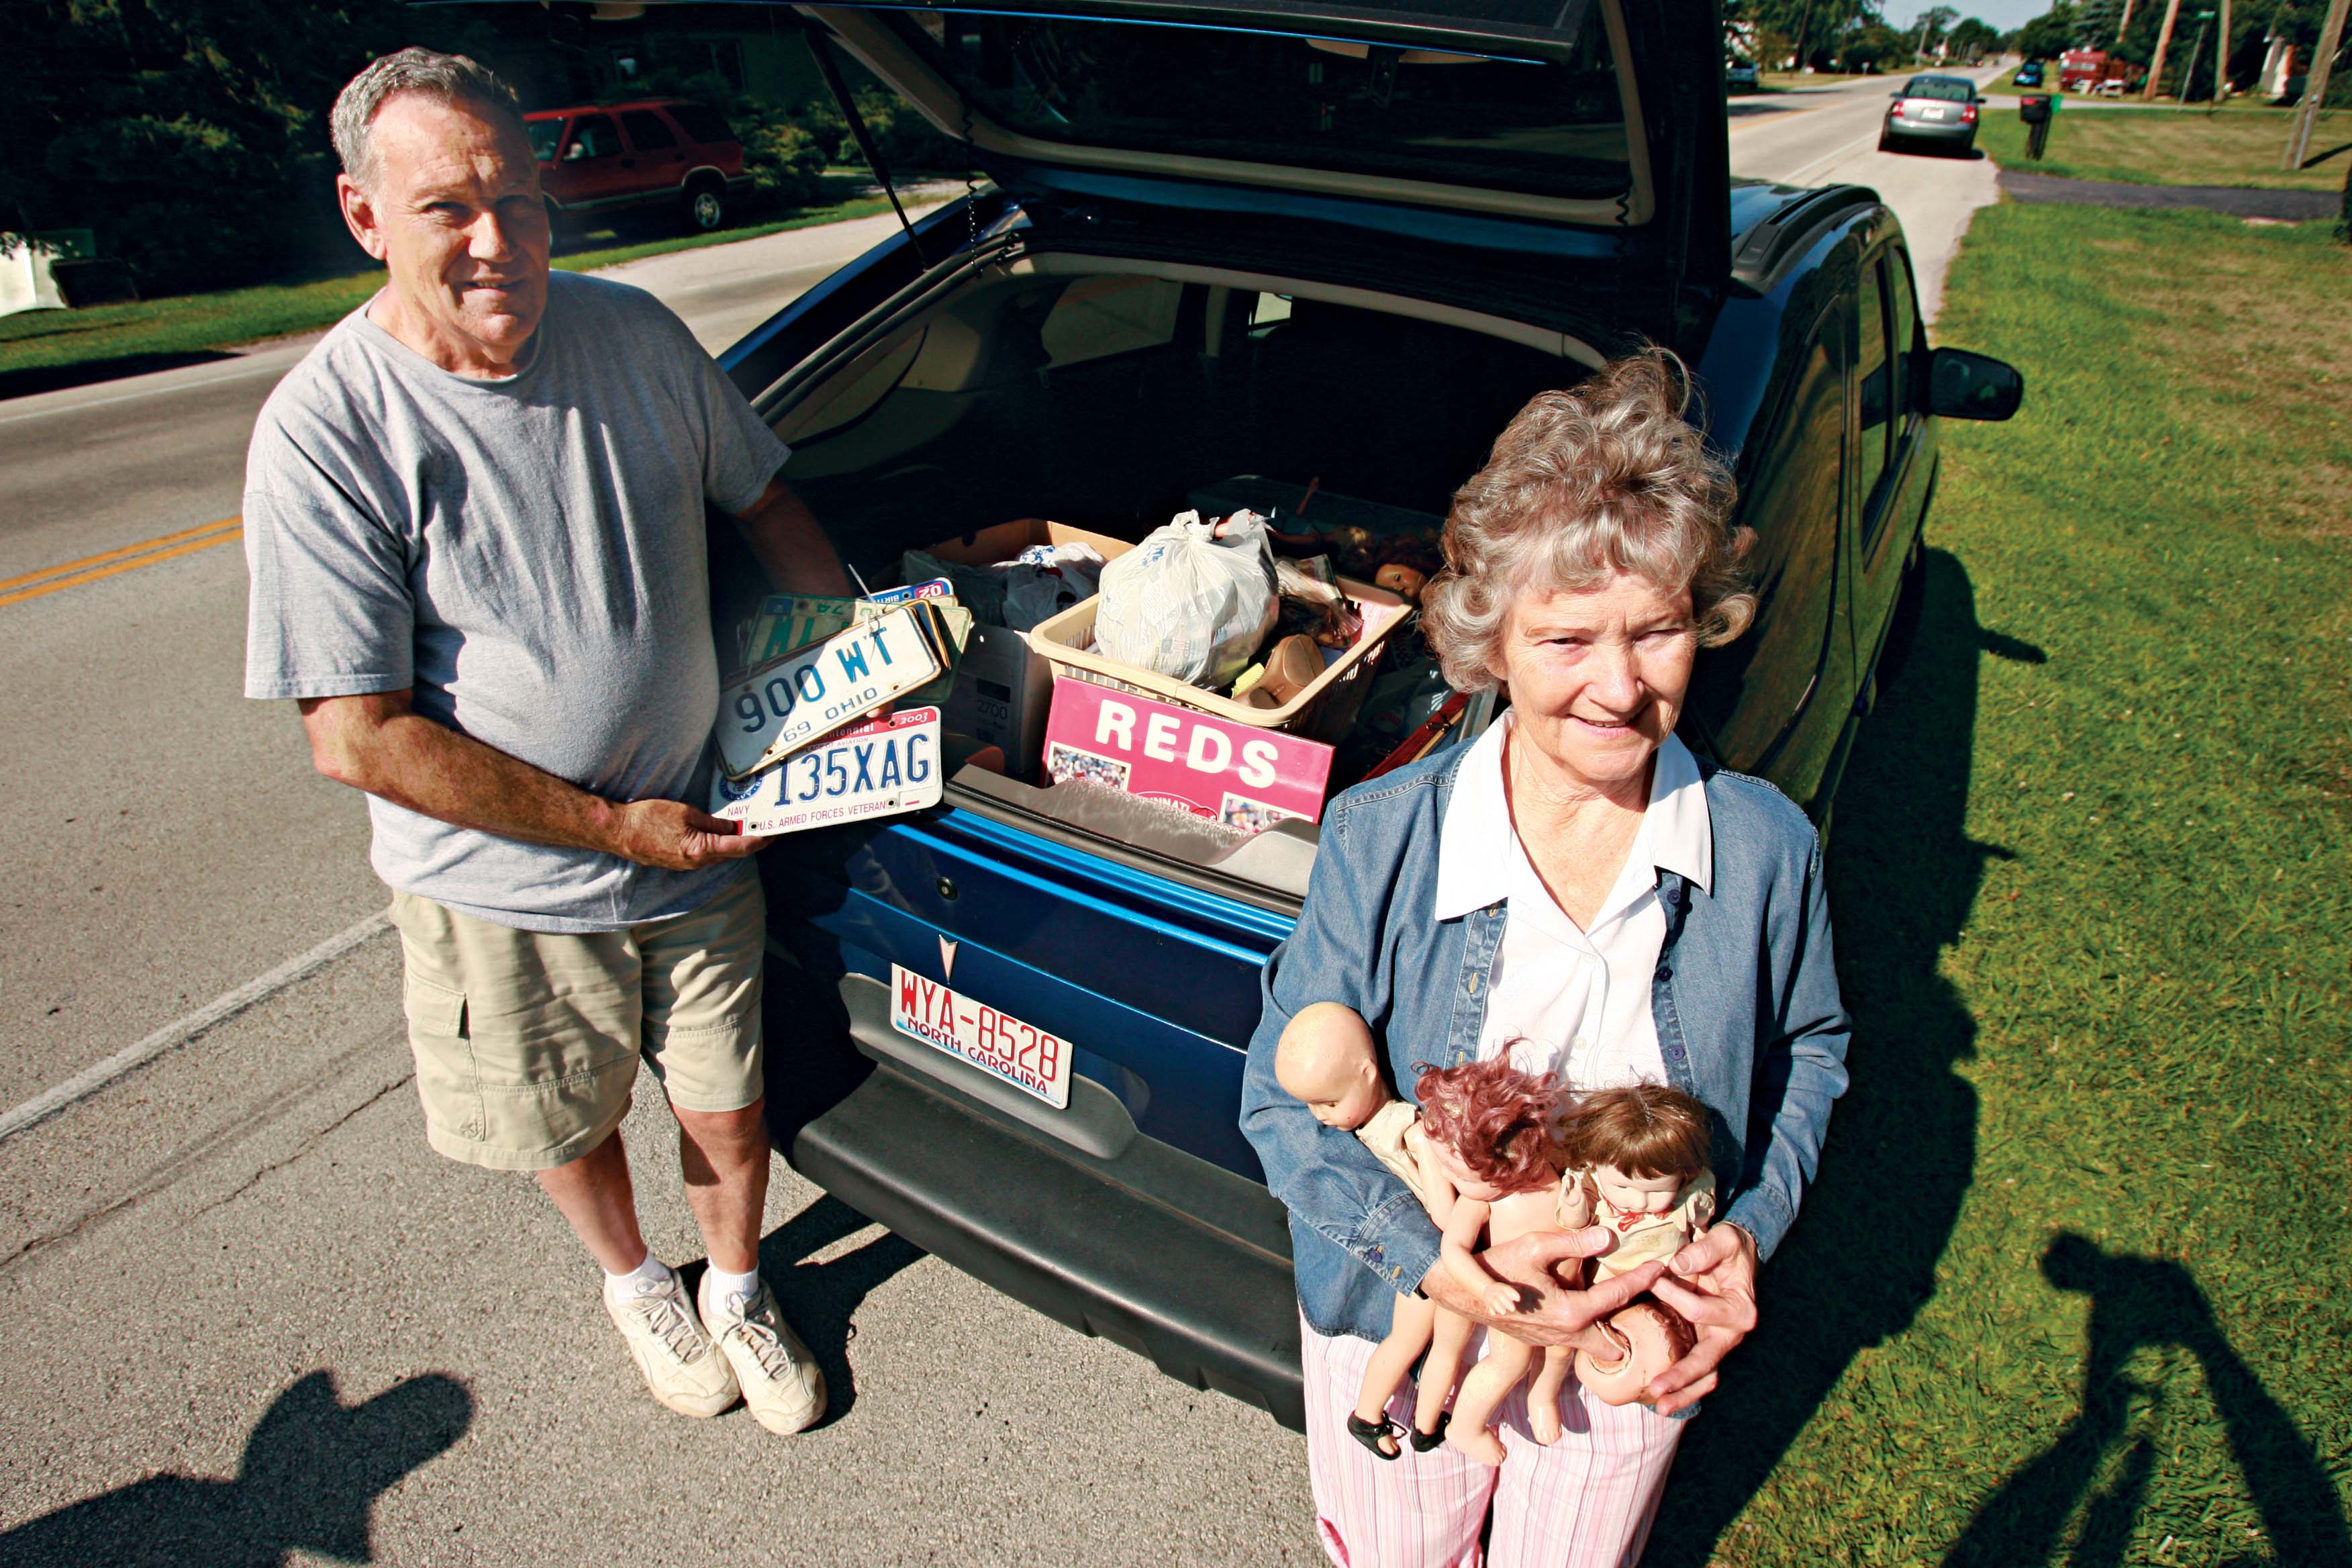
left=632, top=0, right=2024, bottom=1430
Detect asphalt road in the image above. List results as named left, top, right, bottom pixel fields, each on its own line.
left=0, top=96, right=2001, bottom=1564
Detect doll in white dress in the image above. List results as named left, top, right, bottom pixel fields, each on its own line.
left=1538, top=1082, right=1716, bottom=1412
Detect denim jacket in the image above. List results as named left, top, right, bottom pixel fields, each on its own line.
left=1238, top=738, right=1852, bottom=1342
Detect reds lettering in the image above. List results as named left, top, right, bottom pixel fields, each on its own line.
left=1091, top=698, right=1281, bottom=789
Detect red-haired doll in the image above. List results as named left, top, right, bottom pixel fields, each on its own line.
left=1414, top=1057, right=1569, bottom=1467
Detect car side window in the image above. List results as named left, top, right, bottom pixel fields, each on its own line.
left=567, top=115, right=622, bottom=160
left=1886, top=250, right=1918, bottom=430
left=666, top=103, right=734, bottom=145
left=622, top=109, right=678, bottom=151
left=1855, top=260, right=1891, bottom=516
left=1684, top=328, right=1845, bottom=767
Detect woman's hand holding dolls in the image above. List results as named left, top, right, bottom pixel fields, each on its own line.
left=1417, top=1228, right=1661, bottom=1351
left=1645, top=1220, right=1761, bottom=1415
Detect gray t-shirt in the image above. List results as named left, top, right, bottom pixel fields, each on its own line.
left=243, top=271, right=789, bottom=932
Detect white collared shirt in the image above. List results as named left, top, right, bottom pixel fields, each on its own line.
left=1432, top=714, right=1713, bottom=1091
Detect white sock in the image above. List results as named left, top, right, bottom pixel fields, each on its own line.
left=603, top=1250, right=672, bottom=1305
left=701, top=1263, right=761, bottom=1320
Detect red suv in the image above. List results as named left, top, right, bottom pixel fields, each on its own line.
left=526, top=99, right=752, bottom=234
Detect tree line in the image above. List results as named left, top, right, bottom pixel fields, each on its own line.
left=1, top=1, right=952, bottom=299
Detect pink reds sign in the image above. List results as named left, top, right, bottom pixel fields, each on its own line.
left=1041, top=677, right=1333, bottom=832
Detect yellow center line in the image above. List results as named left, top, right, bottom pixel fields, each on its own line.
left=0, top=518, right=244, bottom=609
left=0, top=516, right=245, bottom=593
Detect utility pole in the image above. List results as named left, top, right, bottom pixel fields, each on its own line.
left=2144, top=0, right=2186, bottom=97
left=2211, top=0, right=2232, bottom=109
left=2284, top=0, right=2349, bottom=168
left=1791, top=0, right=1817, bottom=73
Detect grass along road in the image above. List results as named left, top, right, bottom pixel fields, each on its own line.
left=1647, top=205, right=2350, bottom=1565
left=0, top=185, right=914, bottom=380
left=1979, top=103, right=2349, bottom=189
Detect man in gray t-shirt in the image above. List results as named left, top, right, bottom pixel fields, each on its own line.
left=244, top=48, right=835, bottom=1436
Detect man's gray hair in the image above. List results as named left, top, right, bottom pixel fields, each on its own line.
left=332, top=47, right=528, bottom=191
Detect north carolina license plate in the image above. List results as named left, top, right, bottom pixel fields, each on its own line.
left=889, top=965, right=1074, bottom=1110
left=711, top=707, right=942, bottom=835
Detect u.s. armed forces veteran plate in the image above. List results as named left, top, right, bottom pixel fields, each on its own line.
left=712, top=707, right=943, bottom=835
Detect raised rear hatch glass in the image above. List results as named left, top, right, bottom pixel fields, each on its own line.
left=880, top=9, right=1629, bottom=198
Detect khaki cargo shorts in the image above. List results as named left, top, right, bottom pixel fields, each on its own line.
left=389, top=871, right=766, bottom=1172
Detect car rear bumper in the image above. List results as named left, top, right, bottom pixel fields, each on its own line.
left=1890, top=117, right=1977, bottom=143
left=784, top=972, right=1307, bottom=1430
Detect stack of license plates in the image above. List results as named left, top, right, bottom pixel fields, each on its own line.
left=709, top=579, right=971, bottom=836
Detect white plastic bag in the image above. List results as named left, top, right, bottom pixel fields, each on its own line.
left=1094, top=511, right=1279, bottom=687
left=1001, top=542, right=1106, bottom=632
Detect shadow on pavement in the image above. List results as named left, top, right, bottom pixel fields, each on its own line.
left=1942, top=1234, right=2351, bottom=1567
left=0, top=349, right=240, bottom=403
left=0, top=1370, right=471, bottom=1568
left=1647, top=548, right=2018, bottom=1565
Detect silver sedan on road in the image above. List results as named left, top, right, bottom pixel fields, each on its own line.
left=1881, top=74, right=1984, bottom=154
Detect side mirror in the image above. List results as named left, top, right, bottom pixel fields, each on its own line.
left=1927, top=347, right=2024, bottom=420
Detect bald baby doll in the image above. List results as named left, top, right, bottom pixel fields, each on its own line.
left=1276, top=1003, right=1467, bottom=1458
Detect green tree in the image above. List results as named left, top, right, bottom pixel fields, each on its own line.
left=0, top=0, right=399, bottom=293
left=1916, top=5, right=1961, bottom=58
left=1948, top=15, right=2003, bottom=56
left=2015, top=3, right=2088, bottom=60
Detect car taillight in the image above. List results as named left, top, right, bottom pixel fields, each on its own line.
left=1963, top=103, right=1978, bottom=121
left=1890, top=101, right=1904, bottom=116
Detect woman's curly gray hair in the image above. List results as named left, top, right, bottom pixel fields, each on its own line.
left=1422, top=346, right=1755, bottom=693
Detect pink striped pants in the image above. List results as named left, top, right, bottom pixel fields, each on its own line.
left=1300, top=1315, right=1683, bottom=1568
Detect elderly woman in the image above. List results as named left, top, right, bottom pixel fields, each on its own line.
left=1240, top=349, right=1851, bottom=1566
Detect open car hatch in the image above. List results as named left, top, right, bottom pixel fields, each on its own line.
left=799, top=0, right=1730, bottom=326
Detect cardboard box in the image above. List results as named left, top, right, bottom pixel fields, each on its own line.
left=918, top=520, right=1134, bottom=773
left=1042, top=677, right=1333, bottom=830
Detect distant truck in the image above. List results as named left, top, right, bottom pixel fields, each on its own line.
left=2059, top=49, right=2137, bottom=91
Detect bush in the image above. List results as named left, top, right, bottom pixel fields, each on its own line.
left=741, top=121, right=830, bottom=210
left=799, top=88, right=965, bottom=175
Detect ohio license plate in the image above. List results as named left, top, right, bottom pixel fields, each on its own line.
left=717, top=602, right=948, bottom=779
left=711, top=707, right=942, bottom=835
left=889, top=965, right=1074, bottom=1110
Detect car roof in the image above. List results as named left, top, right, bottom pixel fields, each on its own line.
left=1904, top=75, right=1973, bottom=88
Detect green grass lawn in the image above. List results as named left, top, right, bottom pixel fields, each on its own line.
left=0, top=187, right=916, bottom=381
left=1760, top=70, right=1882, bottom=89
left=1981, top=103, right=2350, bottom=190
left=1648, top=206, right=2351, bottom=1565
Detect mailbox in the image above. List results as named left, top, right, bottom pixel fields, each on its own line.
left=2019, top=93, right=2053, bottom=124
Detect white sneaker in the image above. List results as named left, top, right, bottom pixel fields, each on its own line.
left=605, top=1271, right=740, bottom=1419
left=706, top=1282, right=827, bottom=1435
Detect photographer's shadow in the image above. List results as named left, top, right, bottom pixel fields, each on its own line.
left=1943, top=1234, right=2349, bottom=1567
left=1650, top=549, right=2018, bottom=1565
left=0, top=1370, right=471, bottom=1568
